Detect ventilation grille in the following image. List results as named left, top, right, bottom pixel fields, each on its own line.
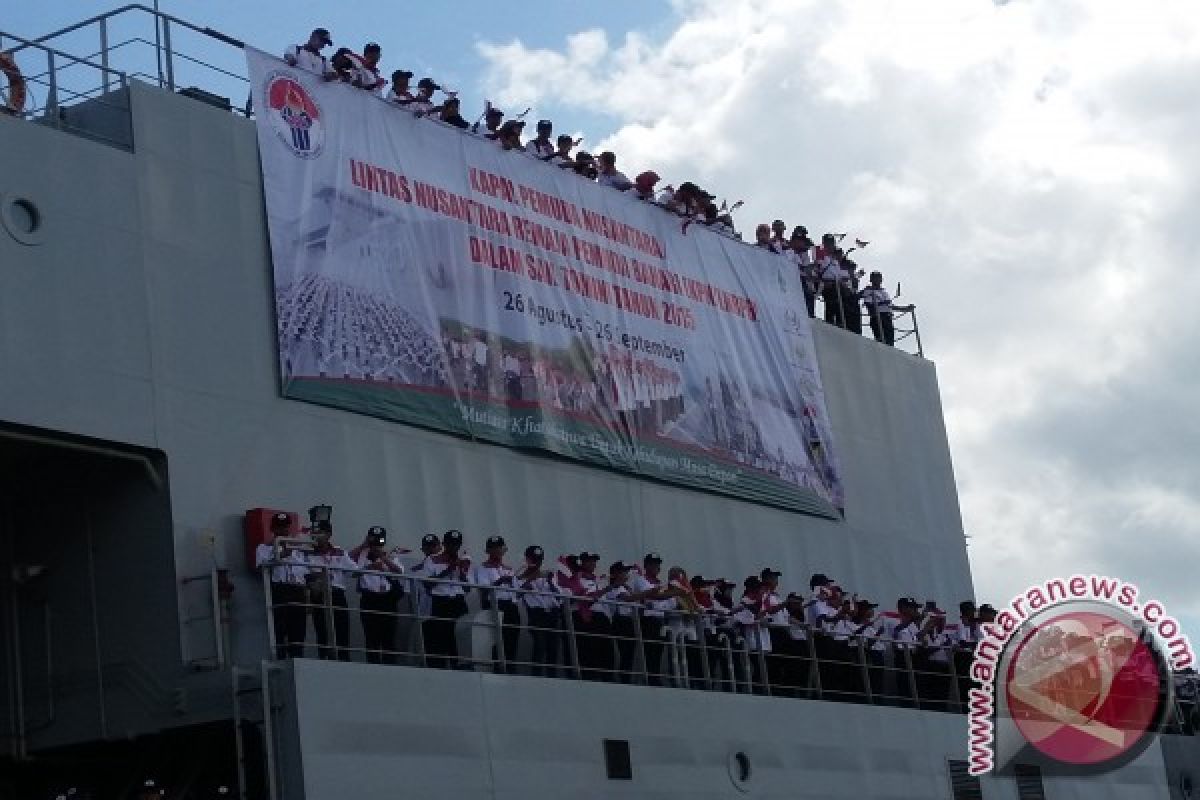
left=603, top=739, right=632, bottom=781
left=947, top=759, right=983, bottom=800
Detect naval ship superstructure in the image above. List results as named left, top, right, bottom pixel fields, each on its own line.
left=1, top=7, right=1197, bottom=799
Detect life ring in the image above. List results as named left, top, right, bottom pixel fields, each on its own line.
left=0, top=52, right=27, bottom=116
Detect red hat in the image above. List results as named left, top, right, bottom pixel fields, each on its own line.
left=635, top=171, right=660, bottom=190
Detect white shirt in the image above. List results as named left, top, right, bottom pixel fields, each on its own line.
left=762, top=590, right=788, bottom=627
left=386, top=88, right=414, bottom=105
left=408, top=554, right=436, bottom=616
left=517, top=570, right=561, bottom=610
left=408, top=97, right=435, bottom=115
left=597, top=170, right=632, bottom=190
left=255, top=543, right=307, bottom=585
left=630, top=574, right=671, bottom=617
left=892, top=619, right=919, bottom=651
left=526, top=139, right=555, bottom=158
left=305, top=549, right=356, bottom=591
left=924, top=627, right=952, bottom=663
left=592, top=584, right=634, bottom=618
left=733, top=595, right=770, bottom=652
left=426, top=553, right=471, bottom=597
left=472, top=561, right=516, bottom=603
left=472, top=340, right=488, bottom=367
left=283, top=45, right=331, bottom=78
left=356, top=550, right=403, bottom=594
left=860, top=286, right=892, bottom=312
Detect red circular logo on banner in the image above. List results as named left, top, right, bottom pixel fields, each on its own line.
left=1004, top=610, right=1165, bottom=767
left=264, top=74, right=324, bottom=158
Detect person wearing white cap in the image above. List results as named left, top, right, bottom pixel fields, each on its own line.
left=254, top=512, right=309, bottom=659
left=733, top=576, right=770, bottom=693
left=423, top=530, right=471, bottom=668
left=918, top=602, right=952, bottom=709
left=473, top=535, right=519, bottom=673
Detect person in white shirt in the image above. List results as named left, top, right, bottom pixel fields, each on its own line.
left=525, top=119, right=555, bottom=159
left=423, top=530, right=472, bottom=668
left=733, top=577, right=769, bottom=692
left=918, top=604, right=952, bottom=710
left=503, top=351, right=522, bottom=401
left=254, top=512, right=308, bottom=659
left=889, top=597, right=922, bottom=707
left=349, top=526, right=404, bottom=664
left=784, top=593, right=813, bottom=697
left=591, top=561, right=636, bottom=681
left=355, top=42, right=385, bottom=94
left=283, top=28, right=334, bottom=78
left=596, top=151, right=633, bottom=190
left=849, top=599, right=887, bottom=702
left=788, top=229, right=817, bottom=317
left=547, top=134, right=575, bottom=167
left=385, top=69, right=414, bottom=106
left=516, top=545, right=561, bottom=677
left=953, top=600, right=980, bottom=709
left=473, top=536, right=519, bottom=674
left=859, top=270, right=910, bottom=347
left=406, top=532, right=442, bottom=622
left=409, top=77, right=441, bottom=115
left=472, top=105, right=504, bottom=139
left=305, top=522, right=357, bottom=661
left=628, top=553, right=671, bottom=685
left=770, top=219, right=789, bottom=252
left=759, top=568, right=791, bottom=692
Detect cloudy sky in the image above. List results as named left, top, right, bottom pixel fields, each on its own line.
left=11, top=0, right=1198, bottom=641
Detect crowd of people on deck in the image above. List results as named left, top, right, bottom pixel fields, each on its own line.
left=257, top=512, right=1004, bottom=710
left=282, top=28, right=911, bottom=348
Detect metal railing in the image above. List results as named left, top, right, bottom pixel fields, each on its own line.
left=260, top=554, right=976, bottom=711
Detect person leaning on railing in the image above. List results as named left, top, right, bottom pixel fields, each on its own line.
left=348, top=526, right=405, bottom=665
left=423, top=530, right=472, bottom=669
left=304, top=523, right=356, bottom=661
left=589, top=561, right=636, bottom=681
left=628, top=553, right=673, bottom=685
left=254, top=512, right=309, bottom=659
left=283, top=28, right=335, bottom=79
left=472, top=536, right=520, bottom=674
left=515, top=545, right=562, bottom=678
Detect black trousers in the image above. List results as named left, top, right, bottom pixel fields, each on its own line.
left=359, top=589, right=400, bottom=664
left=802, top=285, right=816, bottom=318
left=526, top=607, right=561, bottom=677
left=488, top=600, right=521, bottom=674
left=917, top=656, right=951, bottom=710
left=842, top=291, right=862, bottom=334
left=269, top=583, right=307, bottom=659
left=822, top=286, right=845, bottom=327
left=954, top=649, right=975, bottom=710
left=868, top=309, right=895, bottom=346
left=641, top=617, right=666, bottom=685
left=766, top=628, right=792, bottom=694
left=612, top=615, right=637, bottom=682
left=704, top=631, right=734, bottom=691
left=866, top=649, right=887, bottom=703
left=311, top=587, right=350, bottom=661
left=571, top=612, right=610, bottom=681
left=426, top=595, right=467, bottom=669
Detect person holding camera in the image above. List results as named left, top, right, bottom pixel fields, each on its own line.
left=517, top=545, right=562, bottom=677
left=628, top=553, right=673, bottom=685
left=525, top=120, right=555, bottom=158
left=572, top=151, right=599, bottom=181
left=305, top=522, right=356, bottom=661
left=888, top=597, right=922, bottom=707
left=350, top=526, right=405, bottom=665
left=423, top=529, right=471, bottom=668
left=473, top=535, right=520, bottom=674
left=254, top=512, right=309, bottom=659
left=917, top=604, right=952, bottom=710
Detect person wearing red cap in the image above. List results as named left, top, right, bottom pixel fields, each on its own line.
left=255, top=513, right=309, bottom=659
left=632, top=171, right=660, bottom=201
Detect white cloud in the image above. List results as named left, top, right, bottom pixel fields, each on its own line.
left=477, top=0, right=1200, bottom=632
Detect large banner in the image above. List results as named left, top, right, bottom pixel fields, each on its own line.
left=248, top=49, right=843, bottom=515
